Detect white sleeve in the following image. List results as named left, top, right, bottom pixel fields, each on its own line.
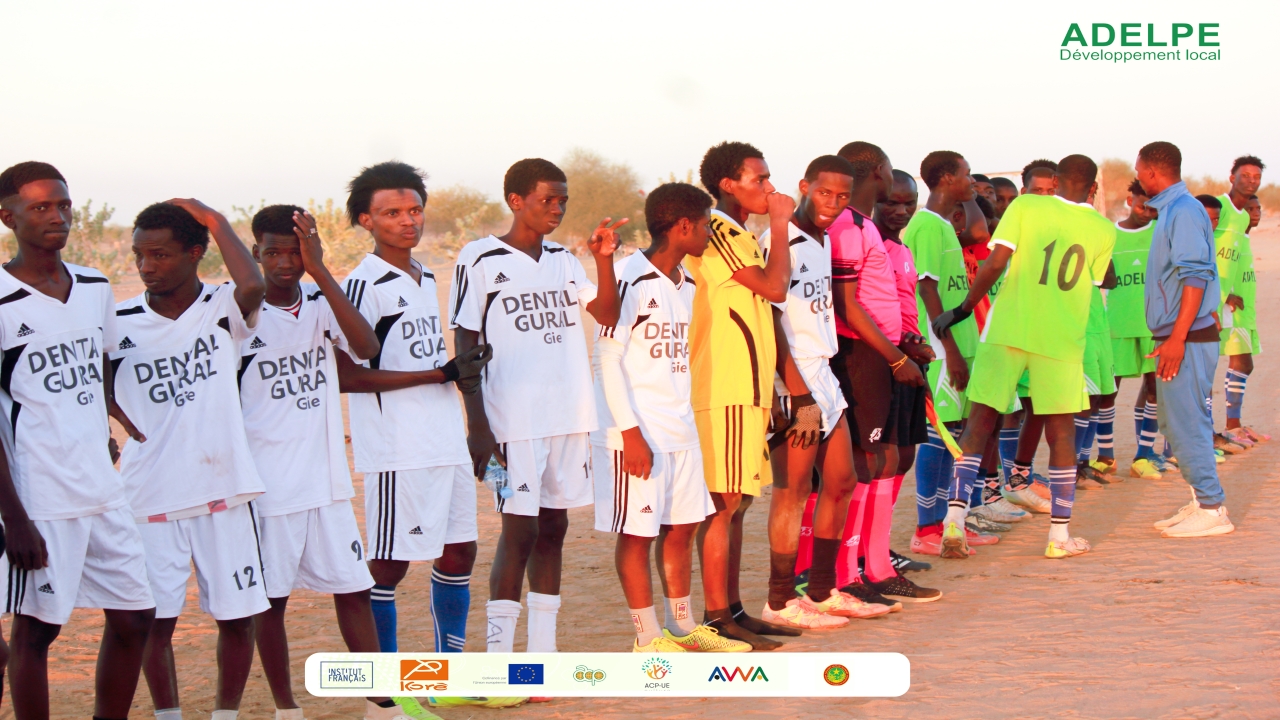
left=100, top=284, right=118, bottom=351
left=448, top=254, right=483, bottom=331
left=323, top=299, right=349, bottom=353
left=596, top=334, right=639, bottom=431
left=572, top=255, right=598, bottom=305
left=223, top=283, right=259, bottom=340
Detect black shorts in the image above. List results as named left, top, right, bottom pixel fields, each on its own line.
left=831, top=337, right=928, bottom=452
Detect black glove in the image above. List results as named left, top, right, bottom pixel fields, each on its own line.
left=931, top=306, right=972, bottom=340
left=442, top=343, right=493, bottom=384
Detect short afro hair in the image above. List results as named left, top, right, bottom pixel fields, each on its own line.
left=134, top=203, right=210, bottom=251
left=1127, top=178, right=1147, bottom=196
left=919, top=151, right=965, bottom=191
left=644, top=182, right=713, bottom=241
left=251, top=204, right=306, bottom=242
left=0, top=161, right=66, bottom=201
left=1057, top=154, right=1098, bottom=187
left=1195, top=194, right=1222, bottom=210
left=346, top=161, right=428, bottom=227
left=891, top=168, right=918, bottom=189
left=991, top=176, right=1017, bottom=192
left=804, top=155, right=856, bottom=182
left=972, top=173, right=991, bottom=184
left=836, top=141, right=888, bottom=182
left=1021, top=159, right=1058, bottom=188
left=1232, top=155, right=1266, bottom=174
left=974, top=195, right=995, bottom=219
left=700, top=142, right=764, bottom=200
left=1138, top=142, right=1181, bottom=176
left=503, top=158, right=567, bottom=200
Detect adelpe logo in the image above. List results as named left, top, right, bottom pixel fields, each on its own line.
left=707, top=666, right=769, bottom=682
left=400, top=659, right=448, bottom=692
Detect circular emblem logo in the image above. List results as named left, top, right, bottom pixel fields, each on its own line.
left=823, top=664, right=850, bottom=686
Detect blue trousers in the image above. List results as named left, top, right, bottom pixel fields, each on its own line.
left=1155, top=341, right=1225, bottom=506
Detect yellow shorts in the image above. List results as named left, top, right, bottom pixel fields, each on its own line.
left=694, top=405, right=772, bottom=497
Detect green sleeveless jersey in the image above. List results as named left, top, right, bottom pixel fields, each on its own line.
left=1107, top=222, right=1154, bottom=339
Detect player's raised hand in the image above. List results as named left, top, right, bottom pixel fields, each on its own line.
left=621, top=427, right=654, bottom=480
left=767, top=191, right=797, bottom=222
left=587, top=218, right=629, bottom=258
left=931, top=306, right=972, bottom=340
left=166, top=198, right=226, bottom=228
left=5, top=518, right=48, bottom=571
left=293, top=211, right=327, bottom=277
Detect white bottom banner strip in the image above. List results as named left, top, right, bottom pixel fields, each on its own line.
left=307, top=652, right=909, bottom=697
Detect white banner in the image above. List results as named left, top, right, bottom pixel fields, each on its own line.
left=306, top=652, right=909, bottom=698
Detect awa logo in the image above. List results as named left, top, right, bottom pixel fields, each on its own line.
left=400, top=659, right=448, bottom=692
left=708, top=666, right=769, bottom=682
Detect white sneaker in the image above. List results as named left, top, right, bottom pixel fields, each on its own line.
left=1161, top=506, right=1234, bottom=538
left=971, top=502, right=1023, bottom=524
left=986, top=496, right=1029, bottom=521
left=760, top=598, right=849, bottom=630
left=1002, top=485, right=1051, bottom=514
left=1154, top=488, right=1199, bottom=530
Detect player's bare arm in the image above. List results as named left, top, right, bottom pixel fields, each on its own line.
left=956, top=197, right=992, bottom=247
left=454, top=327, right=498, bottom=477
left=0, top=442, right=47, bottom=571
left=771, top=309, right=819, bottom=448
left=1146, top=284, right=1206, bottom=381
left=833, top=277, right=925, bottom=387
left=103, top=353, right=145, bottom=443
left=729, top=193, right=795, bottom=303
left=335, top=343, right=491, bottom=393
left=935, top=243, right=1013, bottom=337
left=292, top=210, right=380, bottom=360
left=583, top=217, right=627, bottom=326
left=918, top=277, right=969, bottom=391
left=166, top=198, right=265, bottom=317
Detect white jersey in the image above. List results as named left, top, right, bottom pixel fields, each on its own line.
left=343, top=253, right=469, bottom=472
left=592, top=252, right=699, bottom=452
left=111, top=283, right=265, bottom=520
left=760, top=222, right=837, bottom=361
left=0, top=265, right=123, bottom=520
left=239, top=285, right=354, bottom=516
left=448, top=235, right=598, bottom=443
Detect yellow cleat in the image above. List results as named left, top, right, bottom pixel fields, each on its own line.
left=426, top=697, right=526, bottom=709
left=663, top=625, right=751, bottom=652
left=1129, top=458, right=1162, bottom=480
left=1045, top=536, right=1091, bottom=559
left=634, top=635, right=689, bottom=652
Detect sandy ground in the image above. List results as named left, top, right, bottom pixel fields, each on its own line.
left=24, top=220, right=1280, bottom=720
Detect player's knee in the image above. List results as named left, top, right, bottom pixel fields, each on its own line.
left=368, top=559, right=409, bottom=587
left=437, top=540, right=478, bottom=572
left=105, top=608, right=156, bottom=642
left=536, top=511, right=570, bottom=545
left=216, top=616, right=256, bottom=642
left=13, top=614, right=61, bottom=649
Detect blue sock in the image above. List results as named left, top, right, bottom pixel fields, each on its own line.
left=1047, top=465, right=1077, bottom=538
left=1077, top=415, right=1098, bottom=465
left=998, top=426, right=1020, bottom=484
left=969, top=470, right=986, bottom=508
left=934, top=425, right=959, bottom=524
left=1224, top=369, right=1247, bottom=421
left=1138, top=401, right=1159, bottom=460
left=1096, top=406, right=1115, bottom=459
left=370, top=584, right=397, bottom=652
left=1073, top=415, right=1091, bottom=463
left=948, top=454, right=983, bottom=521
left=1132, top=406, right=1144, bottom=455
left=430, top=568, right=470, bottom=652
left=915, top=426, right=947, bottom=527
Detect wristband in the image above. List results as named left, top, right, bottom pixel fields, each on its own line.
left=889, top=355, right=909, bottom=372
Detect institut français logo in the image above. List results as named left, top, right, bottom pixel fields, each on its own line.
left=1059, top=22, right=1221, bottom=63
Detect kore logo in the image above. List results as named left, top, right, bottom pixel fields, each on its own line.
left=16, top=323, right=34, bottom=337
left=37, top=583, right=54, bottom=594
left=869, top=427, right=882, bottom=442
left=118, top=336, right=137, bottom=350
left=397, top=296, right=409, bottom=307
left=400, top=659, right=448, bottom=692
left=708, top=666, right=768, bottom=682
left=249, top=337, right=266, bottom=349
left=647, top=298, right=659, bottom=309
left=409, top=526, right=423, bottom=535
left=494, top=272, right=511, bottom=284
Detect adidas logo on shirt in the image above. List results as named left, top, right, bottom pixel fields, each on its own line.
left=37, top=583, right=53, bottom=594
left=517, top=483, right=530, bottom=492
left=752, top=251, right=760, bottom=259
left=249, top=336, right=267, bottom=349
left=647, top=298, right=659, bottom=309
left=800, top=263, right=809, bottom=273
left=1133, top=259, right=1142, bottom=266
left=397, top=296, right=409, bottom=307
left=16, top=323, right=34, bottom=337
left=408, top=526, right=423, bottom=535
left=118, top=336, right=137, bottom=350
left=494, top=272, right=511, bottom=284
left=640, top=505, right=653, bottom=513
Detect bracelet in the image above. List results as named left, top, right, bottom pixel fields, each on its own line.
left=889, top=355, right=909, bottom=372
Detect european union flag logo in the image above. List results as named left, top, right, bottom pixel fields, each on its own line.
left=509, top=663, right=544, bottom=685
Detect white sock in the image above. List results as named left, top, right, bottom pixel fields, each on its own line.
left=630, top=605, right=662, bottom=645
left=211, top=711, right=239, bottom=720
left=525, top=591, right=561, bottom=652
left=155, top=710, right=182, bottom=720
left=365, top=700, right=403, bottom=720
left=944, top=504, right=968, bottom=527
left=276, top=709, right=305, bottom=720
left=1048, top=520, right=1070, bottom=543
left=485, top=599, right=522, bottom=652
left=663, top=595, right=697, bottom=635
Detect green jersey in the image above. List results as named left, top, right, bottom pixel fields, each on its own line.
left=1218, top=193, right=1256, bottom=330
left=1107, top=222, right=1154, bottom=339
left=1214, top=227, right=1241, bottom=312
left=983, top=194, right=1115, bottom=362
left=1086, top=285, right=1108, bottom=335
left=1234, top=232, right=1256, bottom=329
left=904, top=209, right=977, bottom=357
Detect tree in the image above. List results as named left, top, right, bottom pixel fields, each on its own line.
left=422, top=185, right=506, bottom=259
left=1099, top=158, right=1135, bottom=220
left=553, top=148, right=646, bottom=251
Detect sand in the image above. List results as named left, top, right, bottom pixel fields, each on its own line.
left=24, top=220, right=1280, bottom=720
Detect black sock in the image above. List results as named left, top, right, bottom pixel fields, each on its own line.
left=729, top=601, right=802, bottom=637
left=376, top=700, right=398, bottom=709
left=767, top=551, right=798, bottom=611
left=807, top=537, right=841, bottom=600
left=704, top=612, right=785, bottom=650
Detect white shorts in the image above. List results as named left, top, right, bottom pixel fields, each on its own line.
left=496, top=433, right=594, bottom=516
left=136, top=501, right=271, bottom=621
left=774, top=357, right=847, bottom=438
left=1, top=506, right=154, bottom=626
left=592, top=445, right=714, bottom=537
left=258, top=500, right=375, bottom=597
left=365, top=465, right=478, bottom=562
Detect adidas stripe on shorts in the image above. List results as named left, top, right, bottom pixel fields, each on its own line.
left=365, top=465, right=477, bottom=562
left=493, top=433, right=594, bottom=516
left=0, top=506, right=154, bottom=626
left=592, top=446, right=715, bottom=537
left=257, top=499, right=374, bottom=597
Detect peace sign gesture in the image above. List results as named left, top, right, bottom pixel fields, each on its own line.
left=587, top=217, right=629, bottom=260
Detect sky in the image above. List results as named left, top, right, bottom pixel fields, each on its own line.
left=4, top=0, right=1275, bottom=219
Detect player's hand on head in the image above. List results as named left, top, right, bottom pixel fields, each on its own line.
left=165, top=198, right=223, bottom=227
left=6, top=519, right=48, bottom=571
left=767, top=192, right=796, bottom=221
left=588, top=218, right=628, bottom=258
left=786, top=393, right=822, bottom=449
left=293, top=211, right=325, bottom=274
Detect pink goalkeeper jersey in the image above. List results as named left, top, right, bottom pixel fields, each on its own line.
left=882, top=235, right=919, bottom=335
left=828, top=207, right=903, bottom=343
